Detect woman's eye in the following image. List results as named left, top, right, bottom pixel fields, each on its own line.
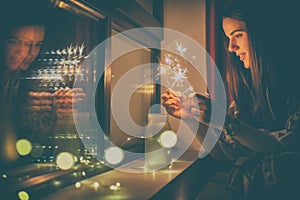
left=235, top=34, right=243, bottom=38
left=24, top=42, right=33, bottom=47
left=7, top=38, right=20, bottom=45
left=35, top=42, right=43, bottom=48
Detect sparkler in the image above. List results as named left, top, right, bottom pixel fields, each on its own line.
left=155, top=41, right=194, bottom=96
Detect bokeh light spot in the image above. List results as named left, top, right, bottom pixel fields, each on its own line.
left=16, top=139, right=32, bottom=156
left=75, top=182, right=81, bottom=188
left=56, top=152, right=74, bottom=170
left=18, top=191, right=29, bottom=200
left=104, top=147, right=124, bottom=165
left=159, top=130, right=177, bottom=148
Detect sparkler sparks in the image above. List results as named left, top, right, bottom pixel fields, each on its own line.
left=170, top=67, right=188, bottom=87
left=62, top=49, right=67, bottom=55
left=56, top=49, right=62, bottom=56
left=67, top=44, right=73, bottom=57
left=155, top=42, right=193, bottom=96
left=155, top=64, right=171, bottom=81
left=78, top=43, right=85, bottom=56
left=175, top=41, right=187, bottom=57
left=164, top=55, right=173, bottom=65
left=33, top=42, right=86, bottom=91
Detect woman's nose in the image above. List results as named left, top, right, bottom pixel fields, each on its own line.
left=16, top=45, right=30, bottom=56
left=228, top=39, right=238, bottom=52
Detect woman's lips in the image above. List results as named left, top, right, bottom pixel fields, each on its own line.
left=239, top=53, right=245, bottom=62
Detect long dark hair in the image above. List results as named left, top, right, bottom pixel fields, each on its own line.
left=222, top=0, right=299, bottom=129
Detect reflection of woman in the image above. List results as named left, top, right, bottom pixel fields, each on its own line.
left=3, top=26, right=45, bottom=71
left=0, top=1, right=85, bottom=168
left=0, top=4, right=46, bottom=97
left=0, top=1, right=48, bottom=167
left=1, top=19, right=46, bottom=112
left=162, top=0, right=299, bottom=199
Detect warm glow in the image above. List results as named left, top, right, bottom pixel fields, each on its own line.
left=56, top=152, right=74, bottom=170
left=104, top=147, right=124, bottom=165
left=159, top=130, right=177, bottom=148
left=16, top=139, right=32, bottom=156
left=18, top=191, right=29, bottom=200
left=136, top=84, right=155, bottom=94
left=58, top=1, right=66, bottom=8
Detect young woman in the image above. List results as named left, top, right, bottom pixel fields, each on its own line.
left=162, top=0, right=300, bottom=199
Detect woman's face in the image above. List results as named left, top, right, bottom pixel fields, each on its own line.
left=222, top=17, right=251, bottom=69
left=5, top=26, right=45, bottom=71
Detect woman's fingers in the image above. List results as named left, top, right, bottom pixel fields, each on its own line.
left=72, top=88, right=84, bottom=93
left=28, top=91, right=53, bottom=98
left=28, top=98, right=52, bottom=105
left=24, top=88, right=87, bottom=115
left=162, top=91, right=176, bottom=100
left=24, top=105, right=52, bottom=112
left=53, top=88, right=86, bottom=99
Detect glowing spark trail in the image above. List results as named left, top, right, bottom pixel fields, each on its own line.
left=154, top=41, right=195, bottom=96
left=175, top=41, right=187, bottom=57
left=170, top=67, right=188, bottom=87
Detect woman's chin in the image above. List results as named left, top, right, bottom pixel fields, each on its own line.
left=19, top=63, right=30, bottom=70
left=243, top=63, right=251, bottom=69
left=8, top=64, right=20, bottom=71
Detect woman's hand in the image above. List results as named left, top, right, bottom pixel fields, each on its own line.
left=24, top=91, right=53, bottom=112
left=53, top=88, right=86, bottom=114
left=23, top=88, right=86, bottom=114
left=161, top=90, right=193, bottom=119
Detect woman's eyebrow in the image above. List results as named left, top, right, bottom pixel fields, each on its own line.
left=8, top=36, right=20, bottom=40
left=8, top=36, right=43, bottom=44
left=230, top=29, right=246, bottom=36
